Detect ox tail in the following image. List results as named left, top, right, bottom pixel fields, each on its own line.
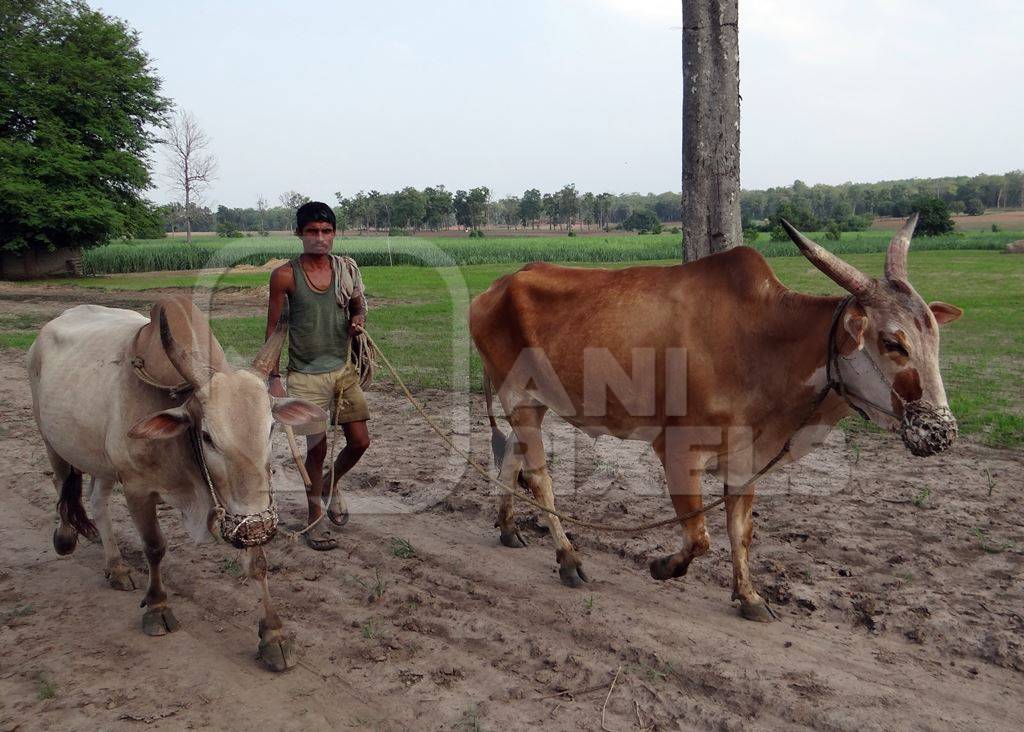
left=55, top=468, right=98, bottom=552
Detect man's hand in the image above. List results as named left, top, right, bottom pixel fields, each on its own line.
left=269, top=374, right=286, bottom=398
left=349, top=314, right=366, bottom=336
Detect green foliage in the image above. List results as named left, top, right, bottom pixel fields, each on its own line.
left=991, top=224, right=1000, bottom=233
left=911, top=195, right=955, bottom=236
left=0, top=0, right=170, bottom=254
left=964, top=198, right=986, bottom=216
left=621, top=209, right=661, bottom=233
left=216, top=221, right=243, bottom=238
left=742, top=227, right=760, bottom=245
left=36, top=672, right=57, bottom=701
left=824, top=221, right=843, bottom=241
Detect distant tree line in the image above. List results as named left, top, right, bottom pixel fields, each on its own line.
left=158, top=186, right=685, bottom=235
left=153, top=171, right=1024, bottom=237
left=741, top=171, right=1024, bottom=232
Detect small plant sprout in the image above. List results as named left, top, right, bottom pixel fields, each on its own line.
left=36, top=672, right=57, bottom=701
left=913, top=487, right=931, bottom=508
left=389, top=537, right=415, bottom=559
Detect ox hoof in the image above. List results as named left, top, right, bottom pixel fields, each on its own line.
left=258, top=635, right=297, bottom=672
left=106, top=566, right=136, bottom=592
left=142, top=607, right=181, bottom=636
left=52, top=526, right=78, bottom=556
left=739, top=600, right=776, bottom=623
left=558, top=563, right=590, bottom=588
left=649, top=555, right=689, bottom=581
left=499, top=529, right=528, bottom=548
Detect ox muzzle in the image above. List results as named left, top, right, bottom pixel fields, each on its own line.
left=209, top=503, right=279, bottom=548
left=900, top=401, right=958, bottom=457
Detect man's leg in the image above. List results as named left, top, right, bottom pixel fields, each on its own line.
left=303, top=431, right=337, bottom=550
left=325, top=420, right=370, bottom=525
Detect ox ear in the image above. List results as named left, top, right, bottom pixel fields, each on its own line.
left=271, top=398, right=328, bottom=426
left=128, top=406, right=192, bottom=439
left=929, top=301, right=962, bottom=326
left=841, top=302, right=869, bottom=353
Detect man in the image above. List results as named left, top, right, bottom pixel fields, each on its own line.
left=266, top=201, right=370, bottom=550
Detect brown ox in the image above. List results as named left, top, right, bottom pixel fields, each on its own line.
left=469, top=216, right=962, bottom=621
left=27, top=295, right=325, bottom=669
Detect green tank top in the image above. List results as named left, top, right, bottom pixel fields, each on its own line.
left=286, top=257, right=350, bottom=374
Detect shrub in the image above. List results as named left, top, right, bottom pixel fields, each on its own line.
left=742, top=227, right=760, bottom=246
left=824, top=221, right=843, bottom=240
left=567, top=230, right=576, bottom=237
left=992, top=223, right=1000, bottom=232
left=621, top=209, right=661, bottom=233
left=216, top=221, right=243, bottom=238
left=669, top=226, right=680, bottom=234
left=910, top=195, right=954, bottom=236
left=963, top=198, right=986, bottom=216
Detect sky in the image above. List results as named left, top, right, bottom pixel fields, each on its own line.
left=89, top=0, right=1024, bottom=207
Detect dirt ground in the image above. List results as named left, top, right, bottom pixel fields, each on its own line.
left=1, top=290, right=1022, bottom=731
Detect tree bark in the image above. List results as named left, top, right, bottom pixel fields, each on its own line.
left=681, top=0, right=741, bottom=262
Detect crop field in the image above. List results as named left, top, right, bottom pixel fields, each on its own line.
left=81, top=229, right=1024, bottom=274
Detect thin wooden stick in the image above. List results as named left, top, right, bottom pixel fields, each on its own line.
left=284, top=425, right=312, bottom=488
left=600, top=665, right=622, bottom=732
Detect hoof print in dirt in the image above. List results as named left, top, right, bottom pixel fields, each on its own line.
left=142, top=607, right=181, bottom=636
left=257, top=636, right=297, bottom=672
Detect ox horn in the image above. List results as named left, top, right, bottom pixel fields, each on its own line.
left=884, top=213, right=918, bottom=282
left=252, top=304, right=289, bottom=378
left=780, top=219, right=875, bottom=298
left=158, top=307, right=206, bottom=388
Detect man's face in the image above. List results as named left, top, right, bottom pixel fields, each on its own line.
left=299, top=222, right=335, bottom=255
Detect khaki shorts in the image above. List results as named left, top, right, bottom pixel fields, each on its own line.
left=286, top=364, right=370, bottom=436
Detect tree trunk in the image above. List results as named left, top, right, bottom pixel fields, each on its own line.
left=681, top=0, right=741, bottom=262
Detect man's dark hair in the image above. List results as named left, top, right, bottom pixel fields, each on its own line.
left=295, top=201, right=336, bottom=234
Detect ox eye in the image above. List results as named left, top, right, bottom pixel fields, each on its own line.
left=201, top=430, right=215, bottom=447
left=883, top=339, right=909, bottom=357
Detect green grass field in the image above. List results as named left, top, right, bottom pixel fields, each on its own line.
left=4, top=250, right=1021, bottom=447
left=79, top=229, right=1024, bottom=274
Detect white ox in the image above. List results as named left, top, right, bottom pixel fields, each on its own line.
left=27, top=295, right=325, bottom=671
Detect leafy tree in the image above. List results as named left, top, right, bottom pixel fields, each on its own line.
left=1, top=0, right=170, bottom=254
left=558, top=183, right=580, bottom=230
left=391, top=186, right=426, bottom=229
left=466, top=187, right=490, bottom=229
left=453, top=190, right=470, bottom=228
left=520, top=188, right=542, bottom=229
left=910, top=195, right=954, bottom=236
left=423, top=185, right=453, bottom=230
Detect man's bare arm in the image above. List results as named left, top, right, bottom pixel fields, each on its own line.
left=266, top=265, right=293, bottom=394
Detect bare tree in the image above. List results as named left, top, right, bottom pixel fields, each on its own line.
left=164, top=109, right=216, bottom=243
left=681, top=0, right=741, bottom=262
